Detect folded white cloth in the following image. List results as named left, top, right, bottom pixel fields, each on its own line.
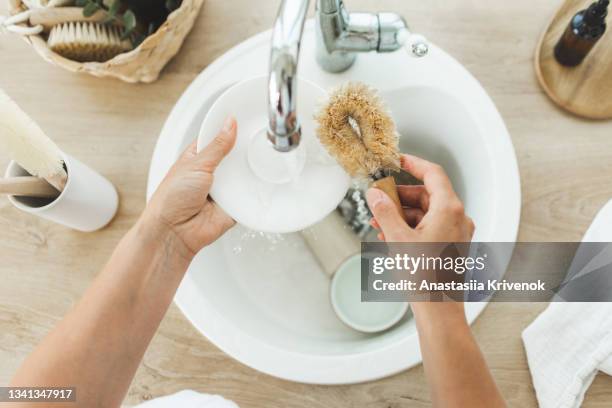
left=523, top=303, right=612, bottom=408
left=133, top=390, right=239, bottom=408
left=522, top=199, right=612, bottom=408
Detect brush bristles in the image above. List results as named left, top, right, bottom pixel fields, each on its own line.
left=315, top=82, right=400, bottom=178
left=0, top=89, right=65, bottom=181
left=48, top=22, right=132, bottom=63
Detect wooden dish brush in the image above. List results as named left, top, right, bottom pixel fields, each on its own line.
left=316, top=82, right=407, bottom=220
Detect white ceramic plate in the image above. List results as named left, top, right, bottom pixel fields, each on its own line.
left=196, top=76, right=350, bottom=233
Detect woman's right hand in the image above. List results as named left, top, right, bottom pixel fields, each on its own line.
left=366, top=154, right=474, bottom=313
left=366, top=154, right=475, bottom=244
left=366, top=155, right=506, bottom=408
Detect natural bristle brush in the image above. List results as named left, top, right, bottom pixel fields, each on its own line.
left=316, top=82, right=407, bottom=220
left=48, top=21, right=132, bottom=62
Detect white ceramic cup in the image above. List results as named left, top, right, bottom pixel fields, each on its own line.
left=330, top=254, right=409, bottom=333
left=5, top=153, right=119, bottom=232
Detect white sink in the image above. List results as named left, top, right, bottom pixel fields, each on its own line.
left=147, top=21, right=521, bottom=384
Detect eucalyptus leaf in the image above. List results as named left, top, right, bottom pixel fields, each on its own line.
left=82, top=1, right=101, bottom=17
left=76, top=0, right=175, bottom=47
left=108, top=0, right=121, bottom=17
left=121, top=10, right=137, bottom=40
left=101, top=0, right=121, bottom=23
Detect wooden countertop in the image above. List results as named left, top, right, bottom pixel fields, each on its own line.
left=1, top=0, right=612, bottom=406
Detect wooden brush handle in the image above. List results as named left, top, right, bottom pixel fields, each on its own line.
left=29, top=7, right=107, bottom=31
left=372, top=175, right=407, bottom=222
left=0, top=176, right=60, bottom=198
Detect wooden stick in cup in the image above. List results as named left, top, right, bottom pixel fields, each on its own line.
left=0, top=176, right=60, bottom=198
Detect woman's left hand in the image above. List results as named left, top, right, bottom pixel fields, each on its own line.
left=8, top=117, right=238, bottom=408
left=143, top=116, right=237, bottom=257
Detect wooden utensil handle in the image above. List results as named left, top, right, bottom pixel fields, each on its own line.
left=0, top=176, right=60, bottom=198
left=372, top=175, right=407, bottom=222
left=29, top=7, right=107, bottom=31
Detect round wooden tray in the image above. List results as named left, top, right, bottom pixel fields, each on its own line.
left=535, top=0, right=612, bottom=120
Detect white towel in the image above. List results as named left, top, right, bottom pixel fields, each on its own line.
left=133, top=390, right=239, bottom=408
left=522, top=199, right=612, bottom=408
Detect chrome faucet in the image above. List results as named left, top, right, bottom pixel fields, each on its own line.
left=267, top=0, right=409, bottom=152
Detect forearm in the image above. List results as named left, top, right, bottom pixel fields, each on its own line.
left=411, top=303, right=505, bottom=408
left=8, top=217, right=193, bottom=408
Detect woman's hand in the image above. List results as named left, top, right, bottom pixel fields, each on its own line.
left=366, top=153, right=474, bottom=307
left=8, top=118, right=241, bottom=408
left=365, top=155, right=505, bottom=407
left=366, top=154, right=475, bottom=243
left=143, top=116, right=237, bottom=257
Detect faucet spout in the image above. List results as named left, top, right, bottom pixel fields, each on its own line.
left=267, top=0, right=411, bottom=151
left=267, top=0, right=310, bottom=152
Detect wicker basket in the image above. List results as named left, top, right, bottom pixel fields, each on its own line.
left=6, top=0, right=204, bottom=83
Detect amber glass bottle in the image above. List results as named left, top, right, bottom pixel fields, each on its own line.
left=554, top=0, right=609, bottom=67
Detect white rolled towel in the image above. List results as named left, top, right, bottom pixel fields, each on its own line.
left=522, top=199, right=612, bottom=408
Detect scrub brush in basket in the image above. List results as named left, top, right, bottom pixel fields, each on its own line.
left=0, top=88, right=67, bottom=192
left=316, top=82, right=407, bottom=220
left=48, top=22, right=132, bottom=62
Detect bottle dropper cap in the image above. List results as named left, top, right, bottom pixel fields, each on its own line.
left=584, top=0, right=609, bottom=26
